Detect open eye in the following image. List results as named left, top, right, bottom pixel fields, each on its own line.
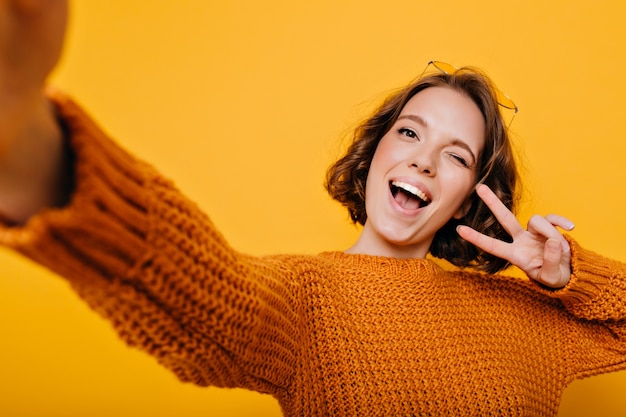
left=398, top=127, right=419, bottom=140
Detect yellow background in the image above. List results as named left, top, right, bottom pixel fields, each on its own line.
left=1, top=0, right=626, bottom=415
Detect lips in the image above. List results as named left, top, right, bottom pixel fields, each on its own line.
left=390, top=180, right=431, bottom=210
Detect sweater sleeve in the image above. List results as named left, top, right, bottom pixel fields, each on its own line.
left=0, top=91, right=300, bottom=395
left=535, top=237, right=626, bottom=326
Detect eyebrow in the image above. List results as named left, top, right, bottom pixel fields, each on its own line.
left=397, top=114, right=478, bottom=165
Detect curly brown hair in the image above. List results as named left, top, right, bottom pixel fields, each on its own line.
left=325, top=68, right=519, bottom=273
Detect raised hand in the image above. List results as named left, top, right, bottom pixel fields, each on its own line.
left=0, top=0, right=70, bottom=224
left=0, top=0, right=67, bottom=132
left=457, top=184, right=575, bottom=288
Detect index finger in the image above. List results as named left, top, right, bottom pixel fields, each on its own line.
left=475, top=184, right=524, bottom=238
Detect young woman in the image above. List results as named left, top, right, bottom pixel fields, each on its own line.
left=1, top=1, right=625, bottom=416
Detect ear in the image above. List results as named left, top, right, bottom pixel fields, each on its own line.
left=453, top=198, right=472, bottom=220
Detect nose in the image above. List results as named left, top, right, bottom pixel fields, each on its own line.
left=409, top=148, right=436, bottom=176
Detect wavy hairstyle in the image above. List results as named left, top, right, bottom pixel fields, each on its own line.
left=325, top=68, right=519, bottom=273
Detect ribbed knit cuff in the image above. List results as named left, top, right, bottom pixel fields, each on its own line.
left=533, top=236, right=616, bottom=315
left=0, top=89, right=155, bottom=284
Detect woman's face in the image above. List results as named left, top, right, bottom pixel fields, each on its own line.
left=351, top=86, right=486, bottom=259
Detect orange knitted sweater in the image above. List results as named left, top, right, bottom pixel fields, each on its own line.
left=2, top=92, right=626, bottom=417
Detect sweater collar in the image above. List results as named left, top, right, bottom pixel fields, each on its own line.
left=318, top=251, right=444, bottom=278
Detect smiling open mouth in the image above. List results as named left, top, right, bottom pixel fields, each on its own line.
left=390, top=181, right=431, bottom=209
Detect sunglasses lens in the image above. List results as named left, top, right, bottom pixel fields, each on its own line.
left=494, top=90, right=518, bottom=113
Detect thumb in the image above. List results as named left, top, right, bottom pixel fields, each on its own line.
left=537, top=238, right=565, bottom=288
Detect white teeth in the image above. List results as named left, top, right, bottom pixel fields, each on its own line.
left=392, top=181, right=429, bottom=202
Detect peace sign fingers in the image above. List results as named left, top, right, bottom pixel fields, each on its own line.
left=457, top=184, right=574, bottom=288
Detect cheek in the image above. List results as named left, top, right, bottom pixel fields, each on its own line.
left=364, top=163, right=386, bottom=203
left=370, top=137, right=407, bottom=174
left=440, top=169, right=476, bottom=204
left=366, top=141, right=392, bottom=183
left=441, top=164, right=475, bottom=185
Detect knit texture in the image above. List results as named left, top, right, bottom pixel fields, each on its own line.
left=1, top=91, right=626, bottom=416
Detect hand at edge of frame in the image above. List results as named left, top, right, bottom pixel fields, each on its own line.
left=0, top=0, right=70, bottom=224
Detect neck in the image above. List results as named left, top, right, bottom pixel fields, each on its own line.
left=346, top=225, right=431, bottom=259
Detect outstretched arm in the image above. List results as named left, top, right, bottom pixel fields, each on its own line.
left=457, top=184, right=575, bottom=288
left=0, top=0, right=70, bottom=224
left=0, top=1, right=302, bottom=392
